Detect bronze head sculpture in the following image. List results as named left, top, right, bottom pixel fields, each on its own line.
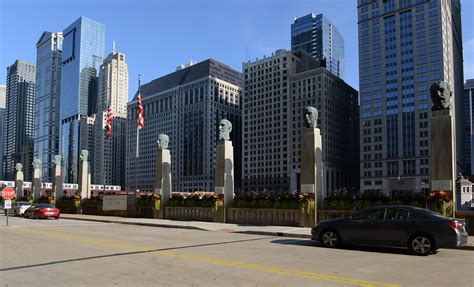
left=430, top=81, right=452, bottom=111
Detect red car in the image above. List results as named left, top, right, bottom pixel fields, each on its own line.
left=24, top=204, right=60, bottom=219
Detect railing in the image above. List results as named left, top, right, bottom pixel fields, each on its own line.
left=163, top=206, right=215, bottom=222
left=318, top=210, right=353, bottom=221
left=226, top=208, right=301, bottom=226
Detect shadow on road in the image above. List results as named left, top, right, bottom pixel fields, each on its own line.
left=0, top=236, right=273, bottom=272
left=271, top=238, right=416, bottom=256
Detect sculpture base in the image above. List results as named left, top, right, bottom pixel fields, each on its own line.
left=215, top=140, right=234, bottom=208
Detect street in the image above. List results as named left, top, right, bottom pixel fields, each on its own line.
left=1, top=215, right=473, bottom=287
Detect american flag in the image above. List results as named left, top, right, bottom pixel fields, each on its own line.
left=105, top=105, right=113, bottom=139
left=137, top=90, right=144, bottom=129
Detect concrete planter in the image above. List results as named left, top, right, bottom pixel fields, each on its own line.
left=226, top=208, right=301, bottom=226
left=163, top=206, right=215, bottom=222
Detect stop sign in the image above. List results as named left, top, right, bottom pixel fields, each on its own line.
left=2, top=187, right=15, bottom=200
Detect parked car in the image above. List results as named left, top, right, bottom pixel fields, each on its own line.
left=12, top=201, right=33, bottom=216
left=311, top=205, right=468, bottom=255
left=24, top=204, right=60, bottom=220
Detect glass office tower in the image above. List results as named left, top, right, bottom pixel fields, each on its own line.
left=357, top=0, right=464, bottom=193
left=465, top=79, right=474, bottom=175
left=291, top=13, right=345, bottom=80
left=35, top=32, right=63, bottom=182
left=60, top=17, right=105, bottom=183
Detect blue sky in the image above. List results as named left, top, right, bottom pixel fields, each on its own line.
left=1, top=0, right=473, bottom=101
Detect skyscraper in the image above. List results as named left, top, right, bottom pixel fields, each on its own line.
left=357, top=0, right=464, bottom=193
left=34, top=32, right=63, bottom=182
left=0, top=85, right=5, bottom=179
left=2, top=60, right=36, bottom=181
left=60, top=17, right=105, bottom=183
left=126, top=59, right=242, bottom=192
left=465, top=79, right=474, bottom=175
left=291, top=13, right=345, bottom=80
left=94, top=49, right=128, bottom=187
left=242, top=49, right=358, bottom=197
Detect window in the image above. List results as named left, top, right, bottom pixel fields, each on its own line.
left=353, top=208, right=385, bottom=220
left=385, top=208, right=409, bottom=220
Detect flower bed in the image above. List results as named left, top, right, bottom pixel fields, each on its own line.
left=233, top=190, right=299, bottom=210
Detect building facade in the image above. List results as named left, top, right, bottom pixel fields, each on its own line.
left=0, top=85, right=5, bottom=179
left=291, top=13, right=345, bottom=80
left=357, top=0, right=464, bottom=193
left=465, top=79, right=474, bottom=175
left=2, top=60, right=36, bottom=181
left=34, top=32, right=63, bottom=182
left=126, top=59, right=242, bottom=192
left=60, top=17, right=105, bottom=183
left=242, top=49, right=359, bottom=196
left=94, top=50, right=128, bottom=187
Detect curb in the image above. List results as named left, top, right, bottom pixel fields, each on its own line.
left=60, top=216, right=208, bottom=231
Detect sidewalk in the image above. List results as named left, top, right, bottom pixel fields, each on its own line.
left=60, top=214, right=474, bottom=249
left=60, top=214, right=312, bottom=238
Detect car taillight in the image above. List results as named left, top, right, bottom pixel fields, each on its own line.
left=448, top=221, right=464, bottom=231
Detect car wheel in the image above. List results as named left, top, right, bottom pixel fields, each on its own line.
left=409, top=234, right=435, bottom=256
left=319, top=229, right=341, bottom=248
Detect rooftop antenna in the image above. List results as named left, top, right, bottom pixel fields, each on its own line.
left=112, top=41, right=116, bottom=53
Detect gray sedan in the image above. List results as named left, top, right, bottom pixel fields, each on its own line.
left=311, top=205, right=468, bottom=255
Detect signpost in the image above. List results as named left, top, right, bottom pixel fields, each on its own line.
left=2, top=187, right=15, bottom=226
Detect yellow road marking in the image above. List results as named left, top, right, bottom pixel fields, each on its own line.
left=5, top=227, right=400, bottom=287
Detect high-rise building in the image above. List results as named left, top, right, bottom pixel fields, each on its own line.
left=94, top=50, right=128, bottom=187
left=242, top=49, right=359, bottom=197
left=126, top=59, right=242, bottom=192
left=2, top=60, right=36, bottom=181
left=465, top=79, right=474, bottom=175
left=291, top=13, right=345, bottom=80
left=357, top=0, right=464, bottom=193
left=0, top=85, right=5, bottom=179
left=34, top=32, right=63, bottom=182
left=60, top=17, right=105, bottom=183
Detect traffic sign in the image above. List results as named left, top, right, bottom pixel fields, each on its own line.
left=4, top=199, right=11, bottom=209
left=2, top=187, right=15, bottom=200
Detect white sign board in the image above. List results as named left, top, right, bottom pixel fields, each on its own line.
left=301, top=184, right=315, bottom=194
left=431, top=180, right=452, bottom=191
left=4, top=199, right=11, bottom=209
left=102, top=195, right=127, bottom=211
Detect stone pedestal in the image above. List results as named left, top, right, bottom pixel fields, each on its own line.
left=430, top=109, right=456, bottom=216
left=215, top=140, right=234, bottom=209
left=15, top=171, right=24, bottom=199
left=78, top=160, right=90, bottom=200
left=32, top=168, right=42, bottom=201
left=154, top=149, right=172, bottom=218
left=52, top=160, right=63, bottom=203
left=300, top=127, right=323, bottom=225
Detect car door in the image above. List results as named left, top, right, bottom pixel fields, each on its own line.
left=381, top=208, right=418, bottom=246
left=341, top=208, right=386, bottom=244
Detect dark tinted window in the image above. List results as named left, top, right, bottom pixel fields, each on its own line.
left=353, top=208, right=385, bottom=220
left=37, top=204, right=54, bottom=208
left=385, top=209, right=410, bottom=220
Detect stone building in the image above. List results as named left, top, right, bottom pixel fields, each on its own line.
left=126, top=59, right=242, bottom=192
left=242, top=49, right=358, bottom=196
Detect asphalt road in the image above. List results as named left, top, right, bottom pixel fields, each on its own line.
left=1, top=215, right=473, bottom=287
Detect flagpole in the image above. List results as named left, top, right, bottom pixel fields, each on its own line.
left=135, top=74, right=141, bottom=193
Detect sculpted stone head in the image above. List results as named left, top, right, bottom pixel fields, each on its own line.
left=80, top=150, right=89, bottom=162
left=33, top=158, right=41, bottom=170
left=218, top=119, right=232, bottom=141
left=157, top=134, right=169, bottom=150
left=15, top=163, right=23, bottom=173
left=430, top=81, right=452, bottom=111
left=304, top=106, right=318, bottom=128
left=54, top=155, right=62, bottom=166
